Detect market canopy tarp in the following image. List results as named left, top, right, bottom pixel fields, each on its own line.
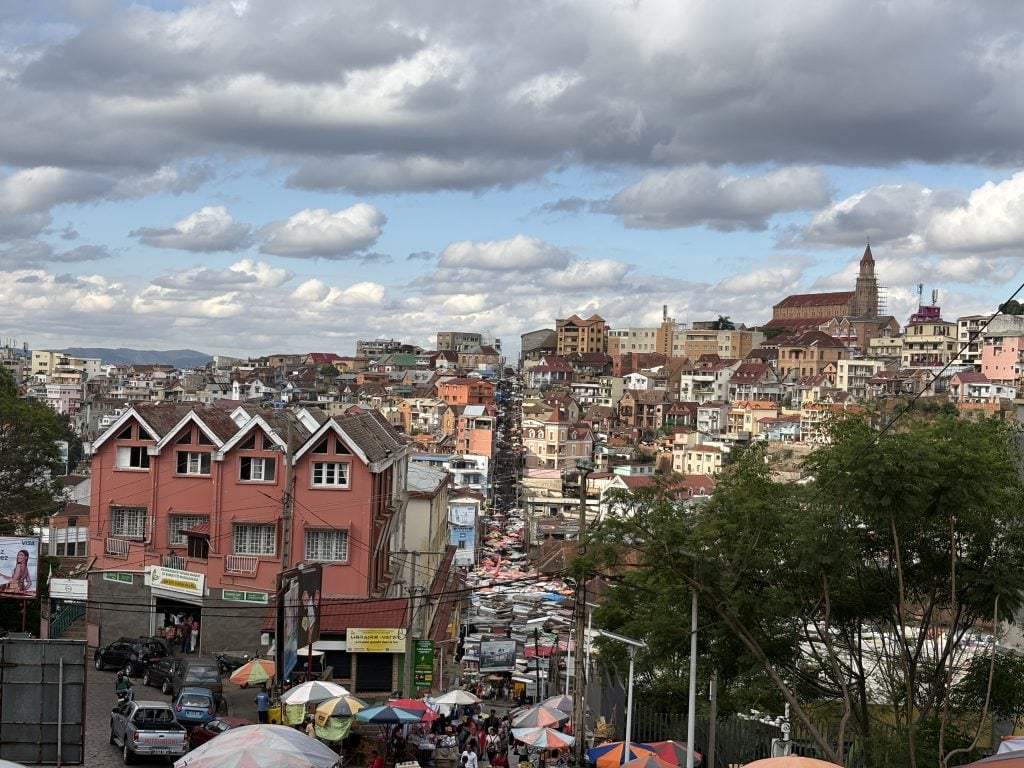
left=174, top=724, right=341, bottom=768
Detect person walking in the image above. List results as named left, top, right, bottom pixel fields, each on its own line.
left=181, top=617, right=192, bottom=654
left=164, top=623, right=176, bottom=656
left=461, top=740, right=479, bottom=768
left=255, top=688, right=270, bottom=724
left=189, top=618, right=199, bottom=654
left=485, top=728, right=501, bottom=765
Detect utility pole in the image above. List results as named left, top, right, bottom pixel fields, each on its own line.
left=572, top=459, right=595, bottom=767
left=403, top=550, right=418, bottom=697
left=281, top=419, right=294, bottom=571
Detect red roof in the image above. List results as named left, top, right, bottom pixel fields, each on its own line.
left=774, top=291, right=854, bottom=309
left=181, top=522, right=211, bottom=537
left=620, top=476, right=656, bottom=489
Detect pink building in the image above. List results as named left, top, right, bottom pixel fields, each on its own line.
left=981, top=333, right=1024, bottom=384
left=87, top=402, right=408, bottom=654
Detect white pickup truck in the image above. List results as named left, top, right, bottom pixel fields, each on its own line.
left=109, top=699, right=188, bottom=764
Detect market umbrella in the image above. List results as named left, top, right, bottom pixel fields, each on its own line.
left=0, top=761, right=28, bottom=768
left=315, top=694, right=370, bottom=721
left=542, top=694, right=574, bottom=714
left=588, top=741, right=657, bottom=768
left=228, top=658, right=275, bottom=687
left=622, top=756, right=681, bottom=768
left=648, top=740, right=703, bottom=766
left=512, top=727, right=576, bottom=750
left=742, top=759, right=843, bottom=768
left=433, top=689, right=483, bottom=707
left=967, top=753, right=1024, bottom=767
left=512, top=703, right=571, bottom=728
left=388, top=697, right=440, bottom=722
left=356, top=704, right=426, bottom=725
left=279, top=680, right=351, bottom=706
left=174, top=724, right=341, bottom=768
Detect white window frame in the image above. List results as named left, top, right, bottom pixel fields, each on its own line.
left=304, top=528, right=349, bottom=563
left=169, top=514, right=208, bottom=547
left=115, top=445, right=150, bottom=470
left=232, top=523, right=276, bottom=556
left=177, top=451, right=211, bottom=476
left=311, top=461, right=349, bottom=488
left=110, top=506, right=146, bottom=539
left=239, top=456, right=276, bottom=483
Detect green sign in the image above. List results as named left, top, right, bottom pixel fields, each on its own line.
left=223, top=589, right=269, bottom=604
left=103, top=572, right=133, bottom=584
left=414, top=640, right=434, bottom=688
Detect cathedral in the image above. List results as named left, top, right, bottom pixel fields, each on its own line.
left=769, top=244, right=898, bottom=351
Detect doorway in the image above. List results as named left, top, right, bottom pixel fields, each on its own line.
left=154, top=596, right=203, bottom=655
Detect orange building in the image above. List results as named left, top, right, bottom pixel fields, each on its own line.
left=436, top=377, right=495, bottom=406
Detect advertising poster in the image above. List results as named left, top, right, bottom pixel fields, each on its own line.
left=0, top=537, right=40, bottom=600
left=346, top=628, right=406, bottom=653
left=277, top=563, right=322, bottom=683
left=479, top=639, right=516, bottom=672
left=414, top=640, right=434, bottom=689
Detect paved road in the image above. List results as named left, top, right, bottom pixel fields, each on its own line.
left=86, top=656, right=259, bottom=767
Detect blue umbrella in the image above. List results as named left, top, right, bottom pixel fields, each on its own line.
left=588, top=742, right=656, bottom=768
left=355, top=705, right=424, bottom=725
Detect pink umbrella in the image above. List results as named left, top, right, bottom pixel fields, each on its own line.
left=174, top=724, right=340, bottom=768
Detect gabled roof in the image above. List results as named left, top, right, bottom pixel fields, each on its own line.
left=774, top=291, right=855, bottom=309
left=953, top=371, right=989, bottom=384
left=781, top=330, right=848, bottom=349
left=94, top=403, right=240, bottom=451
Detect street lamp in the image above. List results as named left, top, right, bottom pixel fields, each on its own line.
left=595, top=629, right=646, bottom=761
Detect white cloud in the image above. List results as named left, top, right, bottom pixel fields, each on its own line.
left=927, top=172, right=1024, bottom=253
left=438, top=235, right=572, bottom=271
left=131, top=206, right=254, bottom=252
left=0, top=167, right=112, bottom=213
left=608, top=165, right=830, bottom=230
left=260, top=204, right=385, bottom=259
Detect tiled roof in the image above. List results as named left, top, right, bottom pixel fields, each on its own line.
left=132, top=403, right=241, bottom=442
left=954, top=372, right=989, bottom=383
left=781, top=330, right=847, bottom=349
left=774, top=291, right=854, bottom=309
left=55, top=502, right=89, bottom=519
left=334, top=410, right=407, bottom=464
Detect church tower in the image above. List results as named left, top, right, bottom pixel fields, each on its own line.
left=852, top=243, right=879, bottom=318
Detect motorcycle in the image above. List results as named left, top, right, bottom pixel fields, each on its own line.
left=115, top=685, right=134, bottom=704
left=216, top=650, right=253, bottom=675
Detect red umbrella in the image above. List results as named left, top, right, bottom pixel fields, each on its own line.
left=648, top=740, right=703, bottom=766
left=512, top=704, right=571, bottom=728
left=621, top=756, right=679, bottom=768
left=388, top=697, right=440, bottom=722
left=588, top=742, right=657, bottom=768
left=742, top=759, right=843, bottom=768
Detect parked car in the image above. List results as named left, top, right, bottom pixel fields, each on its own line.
left=94, top=637, right=168, bottom=676
left=169, top=658, right=223, bottom=701
left=187, top=716, right=254, bottom=750
left=109, top=699, right=188, bottom=763
left=172, top=687, right=217, bottom=729
left=141, top=658, right=180, bottom=694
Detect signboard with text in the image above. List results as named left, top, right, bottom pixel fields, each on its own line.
left=147, top=565, right=204, bottom=597
left=0, top=537, right=40, bottom=600
left=479, top=639, right=516, bottom=672
left=346, top=628, right=407, bottom=653
left=414, top=640, right=434, bottom=688
left=49, top=578, right=88, bottom=601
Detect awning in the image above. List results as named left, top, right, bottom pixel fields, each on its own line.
left=180, top=522, right=211, bottom=538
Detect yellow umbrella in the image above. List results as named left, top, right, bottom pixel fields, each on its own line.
left=315, top=695, right=369, bottom=725
left=228, top=658, right=275, bottom=687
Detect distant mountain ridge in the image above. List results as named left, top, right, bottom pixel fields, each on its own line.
left=60, top=347, right=214, bottom=368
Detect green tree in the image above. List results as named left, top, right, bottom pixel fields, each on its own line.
left=998, top=299, right=1024, bottom=316
left=589, top=415, right=1024, bottom=767
left=712, top=315, right=736, bottom=330
left=0, top=368, right=63, bottom=530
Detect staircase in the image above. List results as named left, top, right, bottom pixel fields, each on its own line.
left=50, top=602, right=87, bottom=640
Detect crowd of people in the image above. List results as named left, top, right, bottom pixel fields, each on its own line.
left=161, top=611, right=200, bottom=655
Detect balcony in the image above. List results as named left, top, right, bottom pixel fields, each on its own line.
left=105, top=538, right=131, bottom=559
left=225, top=555, right=260, bottom=575
left=161, top=553, right=186, bottom=570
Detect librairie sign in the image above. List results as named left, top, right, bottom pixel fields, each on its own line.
left=346, top=628, right=406, bottom=653
left=147, top=565, right=204, bottom=597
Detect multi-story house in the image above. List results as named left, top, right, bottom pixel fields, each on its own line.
left=555, top=314, right=608, bottom=356
left=678, top=359, right=740, bottom=403
left=447, top=490, right=484, bottom=567
left=956, top=315, right=990, bottom=367
left=867, top=335, right=904, bottom=361
left=617, top=389, right=671, bottom=433
left=87, top=402, right=409, bottom=654
left=725, top=401, right=778, bottom=440
left=901, top=316, right=957, bottom=368
left=457, top=346, right=503, bottom=372
left=44, top=381, right=83, bottom=418
left=596, top=376, right=626, bottom=409
left=392, top=463, right=450, bottom=602
left=728, top=362, right=784, bottom=402
left=680, top=326, right=765, bottom=359
left=835, top=359, right=888, bottom=401
left=521, top=414, right=594, bottom=470
left=672, top=442, right=727, bottom=476
left=696, top=401, right=730, bottom=437
left=949, top=372, right=1017, bottom=403
left=436, top=378, right=494, bottom=406
left=981, top=332, right=1024, bottom=385
left=397, top=397, right=449, bottom=434
left=524, top=357, right=574, bottom=389
left=31, top=350, right=102, bottom=380
left=520, top=329, right=557, bottom=368
left=436, top=332, right=483, bottom=353
left=455, top=405, right=495, bottom=457
left=777, top=331, right=849, bottom=381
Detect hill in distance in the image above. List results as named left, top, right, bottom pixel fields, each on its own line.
left=61, top=347, right=214, bottom=368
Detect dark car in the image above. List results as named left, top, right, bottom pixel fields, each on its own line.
left=169, top=658, right=223, bottom=701
left=172, top=686, right=217, bottom=729
left=94, top=636, right=168, bottom=676
left=187, top=716, right=254, bottom=750
left=142, top=657, right=180, bottom=694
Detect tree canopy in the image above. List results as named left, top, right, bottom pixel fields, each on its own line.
left=588, top=413, right=1024, bottom=767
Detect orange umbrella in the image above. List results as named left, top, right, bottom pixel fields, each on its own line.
left=228, top=658, right=275, bottom=687
left=743, top=758, right=843, bottom=768
left=647, top=741, right=702, bottom=766
left=621, top=755, right=679, bottom=768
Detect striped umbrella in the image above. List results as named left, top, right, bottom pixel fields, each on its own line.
left=648, top=741, right=703, bottom=766
left=314, top=694, right=369, bottom=722
left=228, top=659, right=275, bottom=687
left=541, top=695, right=574, bottom=714
left=622, top=755, right=684, bottom=768
left=588, top=742, right=657, bottom=768
left=512, top=727, right=575, bottom=750
left=512, top=704, right=571, bottom=728
left=279, top=680, right=351, bottom=705
left=356, top=705, right=424, bottom=725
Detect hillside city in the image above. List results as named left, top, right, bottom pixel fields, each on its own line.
left=3, top=244, right=1024, bottom=766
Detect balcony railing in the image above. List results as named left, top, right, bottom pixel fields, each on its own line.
left=161, top=553, right=186, bottom=570
left=104, top=537, right=131, bottom=559
left=225, top=555, right=259, bottom=575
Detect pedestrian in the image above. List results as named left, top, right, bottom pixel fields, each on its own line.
left=492, top=750, right=509, bottom=768
left=181, top=617, right=192, bottom=654
left=462, top=740, right=479, bottom=768
left=370, top=750, right=385, bottom=768
left=255, top=688, right=270, bottom=724
left=486, top=728, right=501, bottom=765
left=189, top=618, right=199, bottom=653
left=164, top=623, right=176, bottom=655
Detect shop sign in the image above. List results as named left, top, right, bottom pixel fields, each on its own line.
left=147, top=565, right=204, bottom=597
left=223, top=589, right=269, bottom=604
left=346, top=627, right=406, bottom=653
left=49, top=578, right=88, bottom=600
left=103, top=572, right=133, bottom=584
left=414, top=640, right=434, bottom=688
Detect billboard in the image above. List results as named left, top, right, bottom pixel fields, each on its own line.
left=277, top=564, right=322, bottom=683
left=479, top=639, right=516, bottom=672
left=0, top=537, right=40, bottom=600
left=414, top=640, right=434, bottom=689
left=346, top=628, right=406, bottom=653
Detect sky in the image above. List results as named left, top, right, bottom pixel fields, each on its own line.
left=2, top=0, right=1024, bottom=360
